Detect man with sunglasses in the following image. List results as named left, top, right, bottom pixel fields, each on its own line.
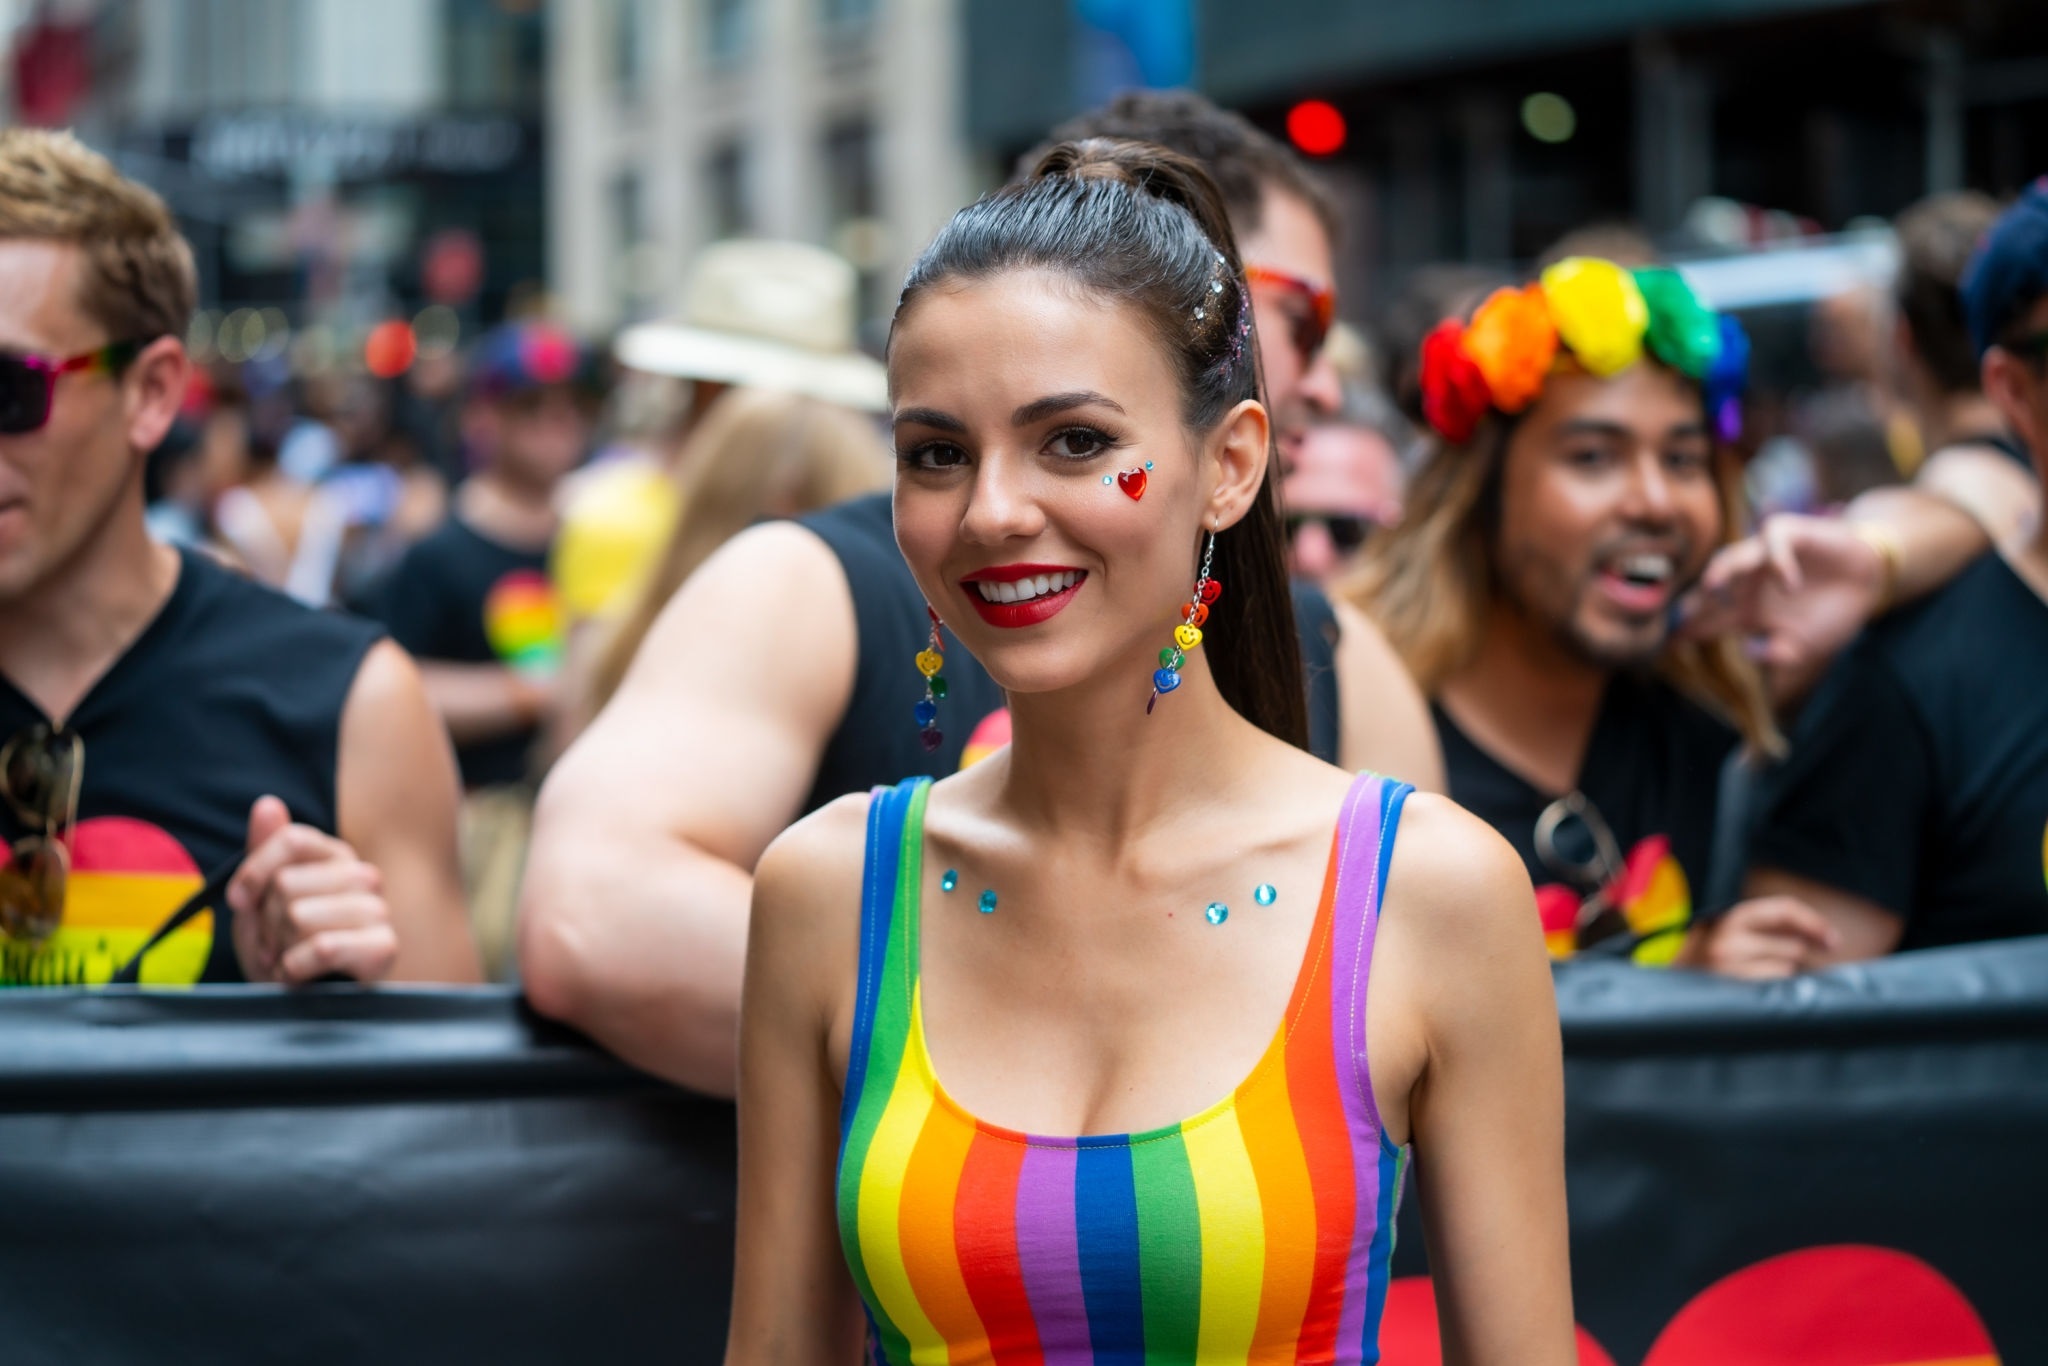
left=1695, top=181, right=2048, bottom=977
left=517, top=90, right=1442, bottom=1095
left=1283, top=361, right=1407, bottom=585
left=0, top=129, right=479, bottom=988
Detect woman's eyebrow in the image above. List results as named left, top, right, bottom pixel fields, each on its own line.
left=1553, top=417, right=1710, bottom=442
left=1011, top=391, right=1125, bottom=427
left=893, top=406, right=967, bottom=433
left=1554, top=418, right=1633, bottom=441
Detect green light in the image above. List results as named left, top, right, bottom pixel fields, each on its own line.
left=1521, top=92, right=1577, bottom=144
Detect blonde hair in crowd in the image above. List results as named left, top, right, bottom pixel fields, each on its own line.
left=1342, top=401, right=1783, bottom=755
left=587, top=387, right=889, bottom=712
left=0, top=128, right=196, bottom=343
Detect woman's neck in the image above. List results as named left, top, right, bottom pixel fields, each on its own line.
left=994, top=646, right=1270, bottom=853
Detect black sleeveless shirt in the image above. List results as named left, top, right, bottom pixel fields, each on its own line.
left=0, top=550, right=383, bottom=986
left=795, top=493, right=1342, bottom=816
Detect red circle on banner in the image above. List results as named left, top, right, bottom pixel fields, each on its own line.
left=1642, top=1245, right=1998, bottom=1366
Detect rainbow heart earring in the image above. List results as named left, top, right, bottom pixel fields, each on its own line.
left=914, top=606, right=947, bottom=753
left=1148, top=530, right=1220, bottom=714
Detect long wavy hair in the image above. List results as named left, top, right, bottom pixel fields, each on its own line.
left=891, top=138, right=1307, bottom=749
left=586, top=388, right=888, bottom=714
left=1342, top=376, right=1782, bottom=754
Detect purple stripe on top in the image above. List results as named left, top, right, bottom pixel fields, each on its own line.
left=1328, top=772, right=1390, bottom=1353
left=1015, top=1140, right=1093, bottom=1363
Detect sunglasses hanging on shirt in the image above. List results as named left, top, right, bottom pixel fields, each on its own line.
left=0, top=723, right=83, bottom=943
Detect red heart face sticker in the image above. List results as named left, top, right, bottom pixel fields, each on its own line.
left=1116, top=468, right=1147, bottom=500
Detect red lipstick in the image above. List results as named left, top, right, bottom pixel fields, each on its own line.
left=959, top=563, right=1087, bottom=629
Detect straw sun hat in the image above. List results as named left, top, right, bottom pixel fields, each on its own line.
left=613, top=239, right=888, bottom=412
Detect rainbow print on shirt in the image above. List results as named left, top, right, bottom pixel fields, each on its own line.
left=1535, top=833, right=1691, bottom=965
left=0, top=816, right=210, bottom=987
left=483, top=569, right=565, bottom=677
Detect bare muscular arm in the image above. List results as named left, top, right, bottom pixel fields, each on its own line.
left=517, top=523, right=857, bottom=1095
left=335, top=641, right=482, bottom=982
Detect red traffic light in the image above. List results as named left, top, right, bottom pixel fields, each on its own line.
left=1286, top=100, right=1347, bottom=157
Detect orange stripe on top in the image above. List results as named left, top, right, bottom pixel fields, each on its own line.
left=1281, top=848, right=1357, bottom=1361
left=1239, top=842, right=1339, bottom=1360
left=898, top=1095, right=990, bottom=1360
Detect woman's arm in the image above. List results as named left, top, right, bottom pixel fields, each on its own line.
left=1378, top=796, right=1574, bottom=1365
left=726, top=797, right=870, bottom=1365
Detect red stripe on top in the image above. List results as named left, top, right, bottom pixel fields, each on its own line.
left=953, top=1126, right=1042, bottom=1366
left=1283, top=845, right=1358, bottom=1360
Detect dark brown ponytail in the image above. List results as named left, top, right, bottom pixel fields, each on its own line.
left=893, top=138, right=1308, bottom=751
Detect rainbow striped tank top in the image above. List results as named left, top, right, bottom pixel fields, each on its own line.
left=836, top=771, right=1412, bottom=1364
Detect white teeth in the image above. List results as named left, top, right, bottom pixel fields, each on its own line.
left=1618, top=554, right=1673, bottom=582
left=973, top=570, right=1081, bottom=603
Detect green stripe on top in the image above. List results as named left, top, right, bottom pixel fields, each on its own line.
left=1132, top=1127, right=1203, bottom=1360
left=895, top=779, right=927, bottom=1002
left=835, top=778, right=930, bottom=1357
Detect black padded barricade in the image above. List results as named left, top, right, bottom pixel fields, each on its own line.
left=0, top=988, right=734, bottom=1365
left=3, top=939, right=2047, bottom=1363
left=1398, top=936, right=2048, bottom=1361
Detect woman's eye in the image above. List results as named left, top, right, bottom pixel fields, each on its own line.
left=1665, top=446, right=1712, bottom=475
left=1046, top=427, right=1112, bottom=460
left=1565, top=446, right=1613, bottom=470
left=899, top=442, right=967, bottom=469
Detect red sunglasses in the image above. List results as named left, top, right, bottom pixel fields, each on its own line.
left=1244, top=265, right=1337, bottom=365
left=0, top=340, right=146, bottom=436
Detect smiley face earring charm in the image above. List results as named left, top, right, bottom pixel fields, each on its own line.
left=1148, top=530, right=1220, bottom=714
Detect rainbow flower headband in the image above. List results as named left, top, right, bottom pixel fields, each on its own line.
left=1419, top=256, right=1751, bottom=446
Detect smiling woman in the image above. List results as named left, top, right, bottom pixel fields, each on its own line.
left=727, top=140, right=1575, bottom=1366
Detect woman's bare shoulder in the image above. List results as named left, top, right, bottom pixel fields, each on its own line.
left=750, top=791, right=874, bottom=988
left=1384, top=792, right=1542, bottom=960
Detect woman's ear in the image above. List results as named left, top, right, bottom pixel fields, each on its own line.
left=1204, top=398, right=1271, bottom=530
left=1983, top=348, right=2046, bottom=458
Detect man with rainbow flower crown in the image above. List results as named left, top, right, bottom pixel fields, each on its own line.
left=1345, top=257, right=1775, bottom=964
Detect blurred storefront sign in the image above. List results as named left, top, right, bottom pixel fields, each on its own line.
left=185, top=110, right=526, bottom=183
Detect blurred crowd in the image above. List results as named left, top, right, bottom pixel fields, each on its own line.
left=2, top=90, right=2043, bottom=1048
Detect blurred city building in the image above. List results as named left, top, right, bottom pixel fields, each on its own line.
left=967, top=0, right=2048, bottom=321
left=5, top=0, right=547, bottom=355
left=549, top=0, right=970, bottom=340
